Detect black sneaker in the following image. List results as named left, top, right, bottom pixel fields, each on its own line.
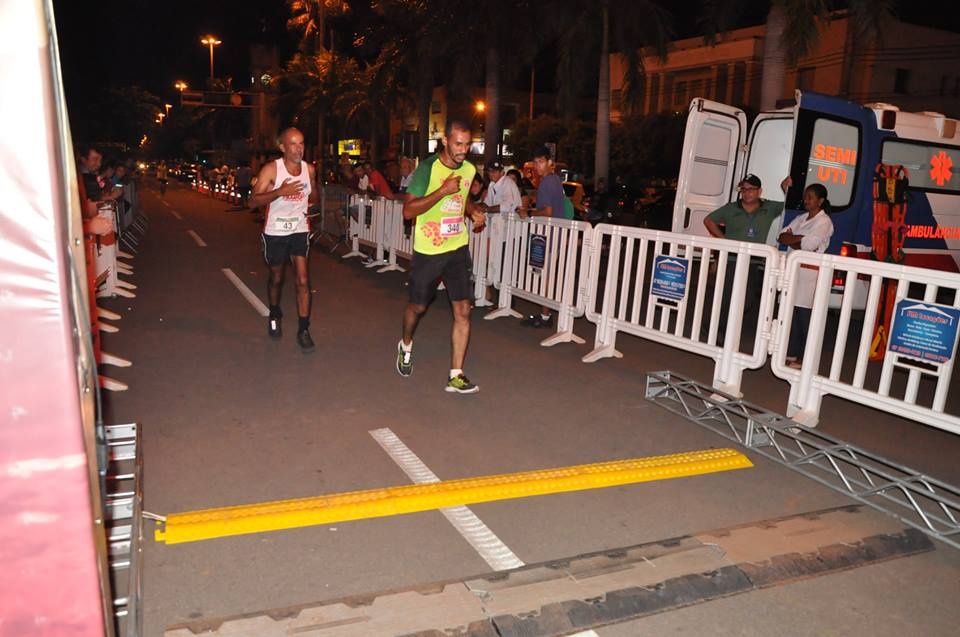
left=396, top=342, right=412, bottom=376
left=522, top=314, right=554, bottom=328
left=297, top=330, right=315, bottom=353
left=268, top=316, right=282, bottom=338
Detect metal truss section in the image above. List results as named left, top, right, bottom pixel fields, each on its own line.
left=645, top=370, right=960, bottom=551
left=104, top=423, right=143, bottom=637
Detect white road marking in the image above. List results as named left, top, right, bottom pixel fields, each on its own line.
left=169, top=208, right=182, bottom=220
left=567, top=632, right=600, bottom=637
left=186, top=229, right=207, bottom=247
left=369, top=427, right=525, bottom=571
left=222, top=268, right=269, bottom=317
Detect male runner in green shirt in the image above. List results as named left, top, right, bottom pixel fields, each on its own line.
left=395, top=120, right=487, bottom=393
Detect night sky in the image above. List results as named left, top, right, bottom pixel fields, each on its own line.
left=53, top=1, right=954, bottom=113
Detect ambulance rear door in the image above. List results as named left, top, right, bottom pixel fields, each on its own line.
left=672, top=98, right=747, bottom=237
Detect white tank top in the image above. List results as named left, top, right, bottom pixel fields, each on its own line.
left=264, top=159, right=311, bottom=236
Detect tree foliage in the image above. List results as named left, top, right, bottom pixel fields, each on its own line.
left=71, top=85, right=162, bottom=150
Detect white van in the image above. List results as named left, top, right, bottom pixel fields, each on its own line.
left=672, top=90, right=960, bottom=273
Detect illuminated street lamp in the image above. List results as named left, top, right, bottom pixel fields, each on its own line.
left=164, top=103, right=172, bottom=115
left=174, top=80, right=188, bottom=92
left=156, top=112, right=166, bottom=125
left=474, top=100, right=486, bottom=113
left=200, top=35, right=222, bottom=80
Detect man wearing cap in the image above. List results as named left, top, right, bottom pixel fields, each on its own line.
left=703, top=174, right=786, bottom=342
left=703, top=174, right=782, bottom=243
left=482, top=160, right=522, bottom=215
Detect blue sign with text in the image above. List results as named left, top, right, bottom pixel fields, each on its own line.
left=529, top=234, right=547, bottom=270
left=651, top=255, right=689, bottom=302
left=889, top=300, right=960, bottom=364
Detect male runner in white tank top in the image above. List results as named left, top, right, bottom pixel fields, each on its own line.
left=249, top=127, right=319, bottom=352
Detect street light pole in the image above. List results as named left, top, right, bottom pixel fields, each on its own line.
left=200, top=36, right=221, bottom=81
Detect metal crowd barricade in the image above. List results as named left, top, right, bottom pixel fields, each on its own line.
left=485, top=213, right=592, bottom=347
left=772, top=251, right=960, bottom=432
left=581, top=225, right=780, bottom=396
left=312, top=185, right=352, bottom=252
left=377, top=198, right=410, bottom=273
left=94, top=201, right=135, bottom=300
left=467, top=213, right=504, bottom=307
left=343, top=194, right=388, bottom=268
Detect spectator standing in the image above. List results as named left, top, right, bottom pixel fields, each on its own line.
left=398, top=157, right=415, bottom=193
left=702, top=174, right=785, bottom=339
left=236, top=162, right=253, bottom=208
left=468, top=173, right=486, bottom=205
left=518, top=146, right=567, bottom=328
left=156, top=160, right=168, bottom=195
left=363, top=160, right=394, bottom=199
left=483, top=160, right=522, bottom=214
left=521, top=146, right=565, bottom=220
left=77, top=146, right=121, bottom=203
left=357, top=162, right=370, bottom=193
left=778, top=181, right=834, bottom=368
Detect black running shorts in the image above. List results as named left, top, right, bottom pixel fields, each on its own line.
left=261, top=232, right=309, bottom=266
left=409, top=245, right=473, bottom=305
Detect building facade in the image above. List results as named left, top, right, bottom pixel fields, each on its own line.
left=611, top=15, right=960, bottom=119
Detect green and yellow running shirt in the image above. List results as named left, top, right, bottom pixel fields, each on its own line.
left=406, top=154, right=476, bottom=255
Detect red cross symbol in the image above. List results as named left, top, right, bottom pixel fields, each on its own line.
left=930, top=151, right=953, bottom=187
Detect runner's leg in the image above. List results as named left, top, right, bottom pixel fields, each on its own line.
left=268, top=264, right=285, bottom=308
left=402, top=303, right=427, bottom=345
left=450, top=299, right=471, bottom=369
left=292, top=255, right=311, bottom=324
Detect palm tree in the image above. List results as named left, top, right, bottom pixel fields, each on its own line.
left=334, top=44, right=410, bottom=165
left=286, top=0, right=350, bottom=165
left=370, top=0, right=440, bottom=159
left=372, top=0, right=540, bottom=164
left=699, top=0, right=895, bottom=110
left=275, top=50, right=355, bottom=158
left=548, top=0, right=674, bottom=186
left=287, top=0, right=350, bottom=54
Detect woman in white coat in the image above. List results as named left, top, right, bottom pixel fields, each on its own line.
left=778, top=182, right=834, bottom=369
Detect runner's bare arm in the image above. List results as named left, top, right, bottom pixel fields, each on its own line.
left=402, top=173, right=461, bottom=220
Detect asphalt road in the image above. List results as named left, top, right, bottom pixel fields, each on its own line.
left=99, top=181, right=960, bottom=636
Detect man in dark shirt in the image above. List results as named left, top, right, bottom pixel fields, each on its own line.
left=77, top=145, right=121, bottom=204
left=521, top=146, right=566, bottom=219
left=518, top=146, right=566, bottom=328
left=703, top=173, right=786, bottom=342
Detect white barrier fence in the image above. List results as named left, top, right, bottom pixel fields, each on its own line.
left=581, top=224, right=780, bottom=396
left=485, top=213, right=593, bottom=346
left=343, top=195, right=388, bottom=268
left=331, top=195, right=960, bottom=435
left=773, top=251, right=960, bottom=433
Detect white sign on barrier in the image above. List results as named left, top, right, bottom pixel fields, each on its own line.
left=581, top=224, right=780, bottom=396
left=485, top=213, right=592, bottom=347
left=772, top=250, right=960, bottom=433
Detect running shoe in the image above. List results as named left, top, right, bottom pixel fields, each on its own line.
left=396, top=342, right=412, bottom=376
left=445, top=374, right=479, bottom=394
left=522, top=314, right=554, bottom=328
left=297, top=330, right=316, bottom=353
left=268, top=316, right=282, bottom=338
